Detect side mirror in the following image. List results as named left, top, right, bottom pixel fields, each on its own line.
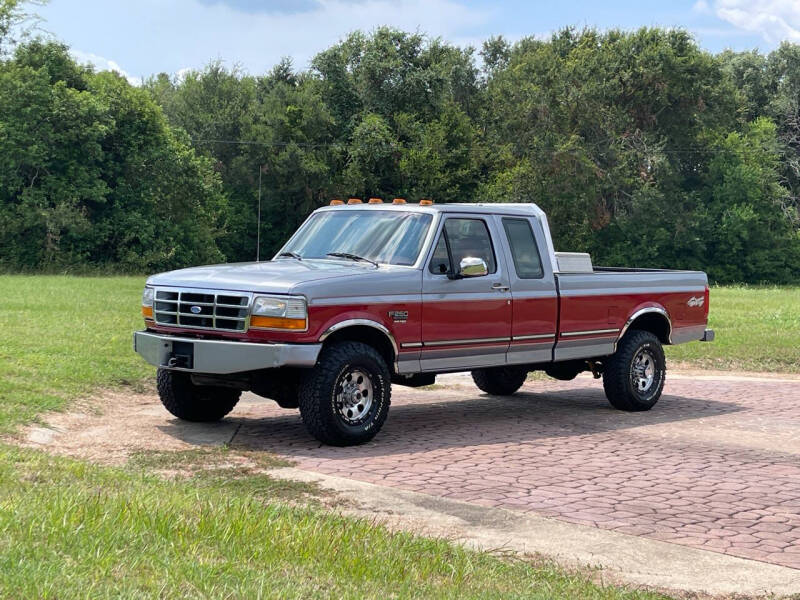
left=458, top=257, right=488, bottom=278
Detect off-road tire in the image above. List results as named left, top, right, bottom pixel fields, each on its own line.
left=157, top=369, right=240, bottom=422
left=471, top=366, right=528, bottom=396
left=297, top=341, right=391, bottom=446
left=603, top=330, right=666, bottom=411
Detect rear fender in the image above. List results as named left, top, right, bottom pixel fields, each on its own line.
left=616, top=305, right=672, bottom=351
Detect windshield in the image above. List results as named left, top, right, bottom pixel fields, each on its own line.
left=280, top=210, right=433, bottom=266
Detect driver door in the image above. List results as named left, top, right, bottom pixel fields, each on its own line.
left=420, top=215, right=512, bottom=371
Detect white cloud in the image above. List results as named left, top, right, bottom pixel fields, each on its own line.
left=70, top=49, right=142, bottom=86
left=709, top=0, right=800, bottom=44
left=41, top=0, right=491, bottom=79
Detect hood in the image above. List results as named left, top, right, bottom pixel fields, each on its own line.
left=147, top=259, right=379, bottom=294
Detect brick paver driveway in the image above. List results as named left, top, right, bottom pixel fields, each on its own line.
left=230, top=375, right=800, bottom=570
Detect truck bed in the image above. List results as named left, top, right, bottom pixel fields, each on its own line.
left=554, top=268, right=709, bottom=361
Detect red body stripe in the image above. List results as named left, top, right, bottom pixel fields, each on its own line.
left=147, top=291, right=706, bottom=348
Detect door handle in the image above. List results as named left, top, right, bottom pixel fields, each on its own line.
left=491, top=283, right=510, bottom=292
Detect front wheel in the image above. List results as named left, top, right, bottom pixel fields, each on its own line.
left=298, top=341, right=391, bottom=446
left=603, top=330, right=666, bottom=411
left=157, top=369, right=240, bottom=422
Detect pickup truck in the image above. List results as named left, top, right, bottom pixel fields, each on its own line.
left=134, top=201, right=714, bottom=446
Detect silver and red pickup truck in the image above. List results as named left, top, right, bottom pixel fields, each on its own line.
left=134, top=201, right=714, bottom=446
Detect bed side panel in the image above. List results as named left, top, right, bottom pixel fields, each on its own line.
left=555, top=271, right=708, bottom=361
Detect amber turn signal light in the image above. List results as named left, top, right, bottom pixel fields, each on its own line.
left=330, top=199, right=344, bottom=205
left=368, top=197, right=383, bottom=204
left=347, top=198, right=362, bottom=204
left=250, top=315, right=307, bottom=330
left=142, top=306, right=153, bottom=319
left=392, top=198, right=406, bottom=204
left=419, top=199, right=433, bottom=205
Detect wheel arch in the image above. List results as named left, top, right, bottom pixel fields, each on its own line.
left=617, top=306, right=672, bottom=348
left=318, top=319, right=398, bottom=373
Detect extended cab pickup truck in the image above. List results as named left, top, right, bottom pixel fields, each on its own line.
left=134, top=201, right=714, bottom=446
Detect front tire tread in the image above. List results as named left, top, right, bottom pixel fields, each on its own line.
left=298, top=341, right=391, bottom=446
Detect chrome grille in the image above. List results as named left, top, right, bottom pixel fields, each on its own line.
left=153, top=288, right=251, bottom=332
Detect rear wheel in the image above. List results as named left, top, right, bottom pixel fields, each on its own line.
left=471, top=366, right=528, bottom=396
left=603, top=330, right=666, bottom=411
left=298, top=341, right=391, bottom=446
left=157, top=369, right=240, bottom=422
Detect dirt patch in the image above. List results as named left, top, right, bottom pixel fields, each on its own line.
left=9, top=389, right=243, bottom=465
left=8, top=390, right=325, bottom=505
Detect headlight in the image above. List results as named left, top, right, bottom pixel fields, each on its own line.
left=142, top=286, right=154, bottom=307
left=251, top=296, right=307, bottom=330
left=142, top=286, right=154, bottom=320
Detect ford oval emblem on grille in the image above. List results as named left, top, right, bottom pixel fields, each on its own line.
left=190, top=305, right=202, bottom=314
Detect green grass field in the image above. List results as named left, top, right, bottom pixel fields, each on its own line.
left=0, top=275, right=152, bottom=431
left=0, top=275, right=674, bottom=598
left=0, top=446, right=672, bottom=599
left=665, top=285, right=800, bottom=373
left=0, top=275, right=797, bottom=598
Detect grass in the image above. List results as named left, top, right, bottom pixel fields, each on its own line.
left=0, top=275, right=153, bottom=431
left=127, top=447, right=321, bottom=504
left=0, top=446, right=671, bottom=599
left=665, top=285, right=800, bottom=373
left=0, top=274, right=675, bottom=598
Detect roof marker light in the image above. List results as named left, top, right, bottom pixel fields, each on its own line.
left=330, top=199, right=344, bottom=205
left=419, top=199, right=434, bottom=205
left=392, top=198, right=406, bottom=204
left=368, top=197, right=383, bottom=204
left=348, top=198, right=363, bottom=204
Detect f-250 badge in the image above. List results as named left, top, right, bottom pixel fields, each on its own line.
left=388, top=310, right=408, bottom=323
left=687, top=296, right=705, bottom=308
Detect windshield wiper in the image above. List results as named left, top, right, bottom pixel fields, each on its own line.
left=278, top=251, right=302, bottom=260
left=326, top=252, right=378, bottom=267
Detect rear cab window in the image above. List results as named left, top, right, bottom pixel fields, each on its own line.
left=428, top=218, right=497, bottom=275
left=502, top=218, right=543, bottom=279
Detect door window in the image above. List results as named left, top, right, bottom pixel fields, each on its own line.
left=502, top=218, right=543, bottom=279
left=428, top=218, right=497, bottom=275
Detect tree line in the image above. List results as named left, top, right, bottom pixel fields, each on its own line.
left=1, top=11, right=799, bottom=282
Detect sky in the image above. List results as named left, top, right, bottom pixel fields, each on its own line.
left=33, top=0, right=800, bottom=85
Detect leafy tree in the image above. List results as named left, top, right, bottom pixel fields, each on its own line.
left=0, top=40, right=227, bottom=271
left=700, top=119, right=799, bottom=282
left=2, top=18, right=800, bottom=283
left=0, top=0, right=44, bottom=54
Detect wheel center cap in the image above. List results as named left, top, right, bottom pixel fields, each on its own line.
left=335, top=367, right=374, bottom=423
left=343, top=382, right=360, bottom=405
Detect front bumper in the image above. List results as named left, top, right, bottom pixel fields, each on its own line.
left=133, top=330, right=321, bottom=374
